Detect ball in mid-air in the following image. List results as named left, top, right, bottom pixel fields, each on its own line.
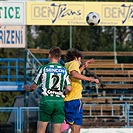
left=86, top=12, right=100, bottom=26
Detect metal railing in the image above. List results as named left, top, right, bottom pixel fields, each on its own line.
left=19, top=107, right=39, bottom=132
left=83, top=104, right=125, bottom=117
left=0, top=107, right=19, bottom=133
left=0, top=103, right=132, bottom=132
left=0, top=58, right=24, bottom=91
left=0, top=59, right=45, bottom=91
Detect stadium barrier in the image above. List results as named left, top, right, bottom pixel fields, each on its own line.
left=29, top=48, right=133, bottom=63
left=28, top=49, right=133, bottom=57
left=0, top=103, right=131, bottom=132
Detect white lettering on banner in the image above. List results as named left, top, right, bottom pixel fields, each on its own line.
left=0, top=2, right=25, bottom=25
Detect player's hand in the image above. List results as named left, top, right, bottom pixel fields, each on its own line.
left=24, top=84, right=30, bottom=92
left=93, top=79, right=99, bottom=84
left=84, top=58, right=94, bottom=68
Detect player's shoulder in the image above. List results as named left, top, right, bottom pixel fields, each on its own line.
left=57, top=63, right=67, bottom=70
left=41, top=64, right=47, bottom=68
left=38, top=64, right=48, bottom=71
left=44, top=62, right=66, bottom=69
left=65, top=60, right=78, bottom=67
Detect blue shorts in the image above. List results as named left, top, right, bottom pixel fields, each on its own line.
left=64, top=99, right=83, bottom=126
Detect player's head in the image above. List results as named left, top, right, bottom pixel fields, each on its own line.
left=49, top=46, right=61, bottom=61
left=65, top=48, right=83, bottom=62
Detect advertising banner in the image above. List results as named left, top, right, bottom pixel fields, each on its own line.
left=0, top=26, right=26, bottom=48
left=0, top=2, right=25, bottom=25
left=26, top=1, right=133, bottom=26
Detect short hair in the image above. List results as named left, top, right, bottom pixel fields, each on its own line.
left=49, top=46, right=61, bottom=59
left=65, top=48, right=83, bottom=62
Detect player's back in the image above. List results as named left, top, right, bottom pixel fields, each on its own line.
left=35, top=62, right=68, bottom=98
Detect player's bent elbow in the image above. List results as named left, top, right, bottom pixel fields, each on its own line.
left=71, top=71, right=79, bottom=79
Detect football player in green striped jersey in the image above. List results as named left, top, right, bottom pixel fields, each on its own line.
left=24, top=46, right=72, bottom=133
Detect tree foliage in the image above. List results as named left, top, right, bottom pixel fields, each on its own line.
left=27, top=25, right=133, bottom=52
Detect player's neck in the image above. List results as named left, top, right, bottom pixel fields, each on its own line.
left=50, top=58, right=58, bottom=63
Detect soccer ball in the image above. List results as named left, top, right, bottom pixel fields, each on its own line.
left=86, top=12, right=100, bottom=26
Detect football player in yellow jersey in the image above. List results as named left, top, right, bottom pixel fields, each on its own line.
left=64, top=48, right=99, bottom=133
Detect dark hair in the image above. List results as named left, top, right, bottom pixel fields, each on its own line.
left=65, top=48, right=83, bottom=62
left=49, top=46, right=61, bottom=59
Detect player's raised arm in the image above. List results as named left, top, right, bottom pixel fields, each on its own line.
left=71, top=70, right=99, bottom=84
left=80, top=58, right=94, bottom=72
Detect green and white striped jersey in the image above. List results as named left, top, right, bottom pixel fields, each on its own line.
left=33, top=62, right=71, bottom=98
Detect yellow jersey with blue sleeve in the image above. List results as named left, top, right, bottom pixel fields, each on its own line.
left=64, top=60, right=83, bottom=101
